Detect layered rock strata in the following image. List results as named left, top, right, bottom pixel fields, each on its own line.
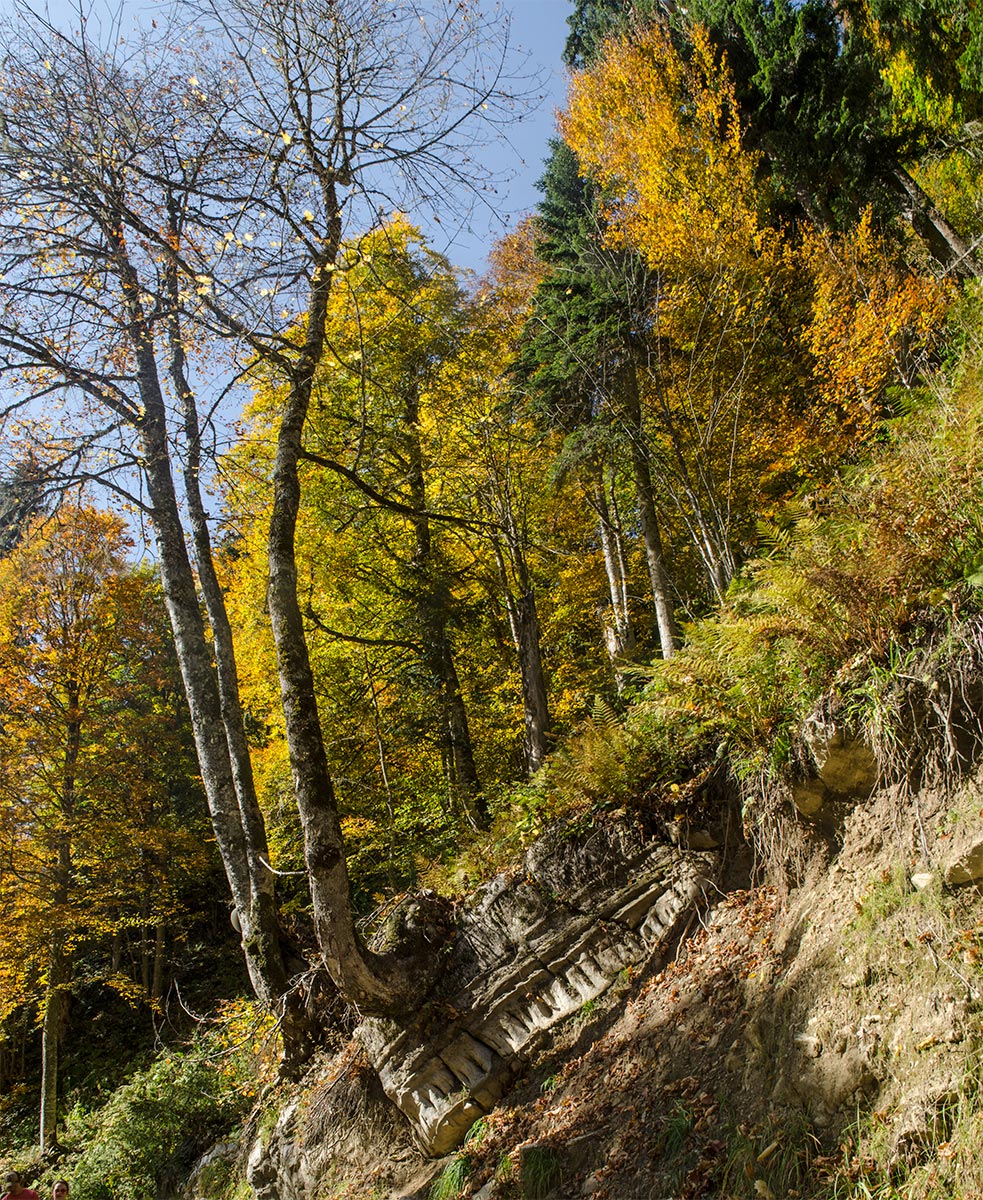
left=361, top=821, right=717, bottom=1153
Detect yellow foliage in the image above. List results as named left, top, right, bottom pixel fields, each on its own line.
left=562, top=22, right=769, bottom=276
left=881, top=49, right=958, bottom=140
left=0, top=506, right=213, bottom=1028
left=802, top=212, right=953, bottom=447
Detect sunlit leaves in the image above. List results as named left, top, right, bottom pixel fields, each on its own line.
left=802, top=212, right=953, bottom=444
left=0, top=505, right=212, bottom=1029
left=563, top=22, right=767, bottom=276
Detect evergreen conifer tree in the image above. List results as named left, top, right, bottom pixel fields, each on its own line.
left=691, top=0, right=982, bottom=273
left=516, top=1, right=678, bottom=657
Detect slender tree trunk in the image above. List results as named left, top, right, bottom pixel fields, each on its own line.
left=619, top=358, right=678, bottom=657
left=40, top=938, right=68, bottom=1153
left=403, top=383, right=485, bottom=822
left=640, top=347, right=738, bottom=604
left=887, top=166, right=982, bottom=279
left=140, top=405, right=287, bottom=1005
left=114, top=235, right=290, bottom=1010
left=164, top=254, right=288, bottom=1008
left=592, top=469, right=635, bottom=663
left=41, top=694, right=79, bottom=1154
left=365, top=654, right=400, bottom=892
left=609, top=483, right=634, bottom=642
left=151, top=924, right=166, bottom=1003
left=489, top=532, right=550, bottom=775
left=515, top=585, right=550, bottom=774
left=140, top=910, right=150, bottom=996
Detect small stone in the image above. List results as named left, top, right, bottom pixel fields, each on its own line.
left=795, top=1034, right=822, bottom=1058
left=686, top=829, right=720, bottom=850
left=792, top=779, right=826, bottom=817
left=911, top=872, right=935, bottom=891
left=944, top=839, right=983, bottom=886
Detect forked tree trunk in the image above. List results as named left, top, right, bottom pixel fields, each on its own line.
left=619, top=359, right=678, bottom=658
left=140, top=394, right=289, bottom=1008
left=490, top=532, right=551, bottom=775
left=165, top=271, right=288, bottom=1008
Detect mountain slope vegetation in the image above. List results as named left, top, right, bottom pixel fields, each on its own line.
left=3, top=1, right=983, bottom=1197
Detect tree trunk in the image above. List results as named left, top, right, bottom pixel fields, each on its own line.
left=619, top=358, right=678, bottom=657
left=41, top=694, right=80, bottom=1153
left=403, top=382, right=485, bottom=822
left=267, top=220, right=433, bottom=1016
left=112, top=230, right=291, bottom=1011
left=151, top=923, right=166, bottom=1003
left=39, top=939, right=68, bottom=1153
left=592, top=469, right=635, bottom=664
left=165, top=270, right=288, bottom=1008
left=515, top=585, right=550, bottom=774
left=489, top=532, right=550, bottom=775
left=887, top=165, right=983, bottom=279
left=139, top=404, right=288, bottom=1006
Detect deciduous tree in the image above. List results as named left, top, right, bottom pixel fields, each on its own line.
left=0, top=0, right=523, bottom=1026
left=0, top=505, right=210, bottom=1150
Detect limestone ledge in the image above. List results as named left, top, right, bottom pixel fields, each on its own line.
left=361, top=824, right=717, bottom=1154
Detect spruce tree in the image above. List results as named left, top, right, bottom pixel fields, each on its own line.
left=691, top=0, right=982, bottom=273
left=516, top=0, right=678, bottom=657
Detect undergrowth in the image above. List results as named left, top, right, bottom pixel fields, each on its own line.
left=51, top=1001, right=276, bottom=1200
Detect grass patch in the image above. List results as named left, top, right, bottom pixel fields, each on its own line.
left=519, top=1145, right=561, bottom=1200
left=428, top=1154, right=472, bottom=1200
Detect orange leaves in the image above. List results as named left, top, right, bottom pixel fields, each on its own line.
left=802, top=212, right=953, bottom=450
left=481, top=218, right=544, bottom=320
left=0, top=503, right=212, bottom=1021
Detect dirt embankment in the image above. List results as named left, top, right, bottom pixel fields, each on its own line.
left=437, top=776, right=983, bottom=1200
left=241, top=771, right=983, bottom=1200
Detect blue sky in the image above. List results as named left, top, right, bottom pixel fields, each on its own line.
left=4, top=0, right=572, bottom=272
left=437, top=0, right=571, bottom=275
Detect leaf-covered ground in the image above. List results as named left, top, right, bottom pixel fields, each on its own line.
left=385, top=776, right=983, bottom=1200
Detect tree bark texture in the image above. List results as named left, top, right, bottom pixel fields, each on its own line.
left=267, top=224, right=434, bottom=1016
left=139, top=403, right=288, bottom=1006
left=888, top=166, right=982, bottom=279
left=404, top=382, right=485, bottom=820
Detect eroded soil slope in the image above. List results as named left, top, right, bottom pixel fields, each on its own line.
left=248, top=771, right=983, bottom=1200
left=401, top=777, right=983, bottom=1199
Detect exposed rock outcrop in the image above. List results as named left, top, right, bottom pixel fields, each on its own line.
left=793, top=709, right=878, bottom=817
left=360, top=819, right=717, bottom=1153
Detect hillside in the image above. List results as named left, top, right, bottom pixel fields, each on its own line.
left=5, top=2, right=983, bottom=1198
left=237, top=752, right=983, bottom=1200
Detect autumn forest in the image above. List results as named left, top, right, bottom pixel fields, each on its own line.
left=2, top=0, right=983, bottom=1194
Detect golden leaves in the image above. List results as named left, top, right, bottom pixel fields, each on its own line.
left=802, top=211, right=952, bottom=446
left=562, top=22, right=764, bottom=276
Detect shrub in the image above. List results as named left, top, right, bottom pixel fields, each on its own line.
left=66, top=1003, right=272, bottom=1200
